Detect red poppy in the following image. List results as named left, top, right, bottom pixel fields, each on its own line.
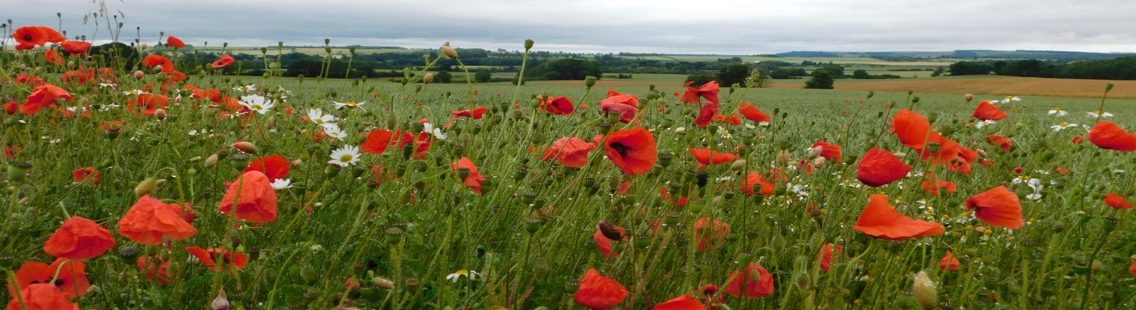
left=1104, top=193, right=1132, bottom=210
left=167, top=35, right=186, bottom=49
left=13, top=26, right=48, bottom=49
left=693, top=217, right=730, bottom=252
left=62, top=68, right=96, bottom=85
left=972, top=100, right=1008, bottom=121
left=741, top=172, right=775, bottom=197
left=370, top=165, right=386, bottom=187
left=1072, top=136, right=1085, bottom=144
left=593, top=223, right=625, bottom=259
left=604, top=127, right=657, bottom=175
left=137, top=255, right=172, bottom=285
left=118, top=195, right=198, bottom=244
left=694, top=100, right=720, bottom=128
left=688, top=148, right=738, bottom=166
left=245, top=156, right=289, bottom=183
left=14, top=73, right=45, bottom=86
left=1087, top=121, right=1136, bottom=152
left=856, top=147, right=911, bottom=187
left=939, top=251, right=961, bottom=271
left=452, top=106, right=488, bottom=119
left=220, top=171, right=279, bottom=223
left=725, top=262, right=775, bottom=298
left=681, top=81, right=720, bottom=104
left=541, top=96, right=575, bottom=115
left=44, top=49, right=64, bottom=65
left=212, top=54, right=236, bottom=69
left=187, top=247, right=250, bottom=271
left=361, top=129, right=394, bottom=155
left=43, top=216, right=116, bottom=260
left=60, top=41, right=92, bottom=55
left=713, top=113, right=743, bottom=125
left=965, top=185, right=1024, bottom=229
left=820, top=243, right=841, bottom=272
left=574, top=268, right=629, bottom=310
left=854, top=194, right=945, bottom=240
left=1130, top=259, right=1136, bottom=277
left=6, top=284, right=77, bottom=310
left=986, top=134, right=1013, bottom=152
left=8, top=259, right=89, bottom=299
left=19, top=84, right=71, bottom=115
left=543, top=137, right=598, bottom=168
left=738, top=102, right=772, bottom=123
left=653, top=294, right=705, bottom=310
left=129, top=93, right=169, bottom=116
left=812, top=140, right=843, bottom=162
left=922, top=179, right=957, bottom=196
left=451, top=157, right=486, bottom=194
left=72, top=167, right=101, bottom=184
left=142, top=54, right=176, bottom=73
left=599, top=90, right=639, bottom=123
left=893, top=109, right=936, bottom=149
left=915, top=135, right=962, bottom=165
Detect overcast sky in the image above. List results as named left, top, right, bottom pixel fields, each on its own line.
left=4, top=0, right=1135, bottom=54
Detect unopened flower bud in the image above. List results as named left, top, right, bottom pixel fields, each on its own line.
left=598, top=221, right=623, bottom=241
left=211, top=289, right=229, bottom=310
left=233, top=141, right=258, bottom=155
left=441, top=42, right=458, bottom=59
left=811, top=156, right=826, bottom=167
left=777, top=149, right=791, bottom=165
left=153, top=108, right=167, bottom=120
left=372, top=277, right=395, bottom=289
left=524, top=39, right=534, bottom=50
left=134, top=177, right=159, bottom=196
left=912, top=271, right=937, bottom=310
left=134, top=70, right=144, bottom=80
left=584, top=76, right=597, bottom=88
left=807, top=146, right=824, bottom=158
left=964, top=93, right=974, bottom=102
left=423, top=73, right=434, bottom=84
left=204, top=154, right=219, bottom=167
left=729, top=159, right=747, bottom=170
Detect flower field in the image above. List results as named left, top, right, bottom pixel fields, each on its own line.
left=4, top=25, right=1136, bottom=309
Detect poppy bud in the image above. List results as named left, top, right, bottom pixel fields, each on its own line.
left=777, top=149, right=791, bottom=165
left=524, top=39, right=534, bottom=50
left=373, top=277, right=395, bottom=289
left=730, top=159, right=747, bottom=170
left=807, top=146, right=823, bottom=158
left=204, top=154, right=219, bottom=167
left=154, top=108, right=168, bottom=120
left=441, top=42, right=458, bottom=59
left=912, top=271, right=937, bottom=310
left=598, top=221, right=623, bottom=241
left=233, top=141, right=258, bottom=154
left=423, top=73, right=434, bottom=84
left=134, top=70, right=144, bottom=80
left=658, top=152, right=673, bottom=167
left=134, top=177, right=159, bottom=196
left=912, top=96, right=920, bottom=104
left=811, top=156, right=826, bottom=167
left=585, top=76, right=597, bottom=88
left=525, top=218, right=543, bottom=233
left=211, top=289, right=230, bottom=310
left=964, top=93, right=974, bottom=102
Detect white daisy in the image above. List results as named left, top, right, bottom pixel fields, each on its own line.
left=123, top=89, right=145, bottom=96
left=1047, top=108, right=1067, bottom=117
left=234, top=84, right=257, bottom=93
left=328, top=145, right=361, bottom=167
left=322, top=123, right=348, bottom=141
left=998, top=96, right=1021, bottom=104
left=98, top=82, right=117, bottom=89
left=1050, top=122, right=1078, bottom=132
left=445, top=269, right=480, bottom=282
left=239, top=95, right=275, bottom=115
left=1026, top=193, right=1042, bottom=201
left=270, top=178, right=292, bottom=190
left=332, top=100, right=366, bottom=110
left=307, top=108, right=337, bottom=126
left=1087, top=110, right=1114, bottom=118
left=422, top=123, right=447, bottom=140
left=975, top=120, right=997, bottom=129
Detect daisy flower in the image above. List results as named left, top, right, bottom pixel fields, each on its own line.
left=975, top=120, right=997, bottom=129
left=1047, top=108, right=1067, bottom=117
left=445, top=269, right=480, bottom=282
left=307, top=108, right=337, bottom=126
left=239, top=95, right=275, bottom=115
left=423, top=122, right=447, bottom=140
left=270, top=178, right=292, bottom=190
left=1087, top=110, right=1114, bottom=118
left=234, top=84, right=257, bottom=94
left=328, top=145, right=361, bottom=167
left=333, top=100, right=366, bottom=110
left=1050, top=122, right=1078, bottom=132
left=322, top=123, right=348, bottom=141
left=998, top=96, right=1021, bottom=104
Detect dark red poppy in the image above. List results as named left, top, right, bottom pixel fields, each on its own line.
left=725, top=262, right=775, bottom=298
left=681, top=81, right=720, bottom=104
left=245, top=154, right=291, bottom=182
left=854, top=194, right=945, bottom=240
left=693, top=217, right=730, bottom=252
left=541, top=96, right=575, bottom=115
left=1105, top=193, right=1133, bottom=210
left=187, top=247, right=250, bottom=271
left=1130, top=259, right=1136, bottom=276
left=593, top=222, right=625, bottom=259
left=6, top=284, right=77, bottom=310
left=19, top=84, right=71, bottom=115
left=986, top=134, right=1013, bottom=152
left=574, top=268, right=629, bottom=310
left=8, top=259, right=89, bottom=299
left=451, top=157, right=486, bottom=194
left=604, top=127, right=657, bottom=175
left=688, top=148, right=738, bottom=166
left=43, top=216, right=116, bottom=260
left=361, top=129, right=394, bottom=155
left=60, top=41, right=92, bottom=54
left=972, top=100, right=1008, bottom=121
left=543, top=137, right=598, bottom=168
left=72, top=167, right=101, bottom=184
left=1088, top=121, right=1136, bottom=152
left=653, top=294, right=705, bottom=310
left=939, top=251, right=961, bottom=271
left=167, top=35, right=186, bottom=49
left=738, top=102, right=772, bottom=123
left=211, top=54, right=235, bottom=69
left=856, top=147, right=911, bottom=187
left=741, top=172, right=775, bottom=196
left=220, top=171, right=279, bottom=223
left=965, top=185, right=1024, bottom=229
left=893, top=109, right=936, bottom=149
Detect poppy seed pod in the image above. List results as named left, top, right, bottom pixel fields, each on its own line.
left=134, top=70, right=144, bottom=79
left=585, top=76, right=597, bottom=88
left=524, top=39, right=534, bottom=50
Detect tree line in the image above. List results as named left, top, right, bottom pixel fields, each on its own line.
left=949, top=57, right=1136, bottom=80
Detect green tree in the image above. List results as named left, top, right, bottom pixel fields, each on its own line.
left=717, top=63, right=751, bottom=87
left=805, top=69, right=835, bottom=89
left=852, top=69, right=871, bottom=79
left=436, top=70, right=453, bottom=83
left=474, top=70, right=492, bottom=83
left=685, top=72, right=716, bottom=86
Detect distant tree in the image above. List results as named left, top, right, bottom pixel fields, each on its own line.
left=436, top=70, right=453, bottom=83
left=532, top=58, right=602, bottom=80
left=717, top=63, right=751, bottom=87
left=474, top=70, right=492, bottom=83
left=685, top=72, right=716, bottom=85
left=805, top=69, right=835, bottom=89
left=852, top=69, right=871, bottom=79
left=822, top=64, right=845, bottom=78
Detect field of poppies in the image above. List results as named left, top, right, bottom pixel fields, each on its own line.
left=4, top=25, right=1136, bottom=310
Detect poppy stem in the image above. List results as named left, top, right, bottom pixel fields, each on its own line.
left=57, top=201, right=71, bottom=218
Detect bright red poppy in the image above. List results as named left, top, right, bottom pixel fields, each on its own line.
left=893, top=109, right=936, bottom=149
left=8, top=259, right=89, bottom=299
left=60, top=41, right=92, bottom=54
left=820, top=243, right=841, bottom=272
left=694, top=100, right=720, bottom=128
left=129, top=93, right=169, bottom=116
left=725, top=262, right=775, bottom=299
left=19, top=84, right=71, bottom=115
left=965, top=185, right=1024, bottom=229
left=13, top=26, right=49, bottom=49
left=599, top=90, right=639, bottom=123
left=604, top=127, right=657, bottom=175
left=972, top=100, right=1008, bottom=121
left=43, top=216, right=116, bottom=260
left=1105, top=193, right=1133, bottom=210
left=693, top=217, right=730, bottom=252
left=44, top=49, right=64, bottom=65
left=854, top=194, right=945, bottom=240
left=451, top=157, right=486, bottom=194
left=738, top=102, right=772, bottom=123
left=812, top=140, right=843, bottom=162
left=220, top=171, right=279, bottom=223
left=211, top=54, right=235, bottom=69
left=543, top=137, right=598, bottom=168
left=452, top=106, right=488, bottom=119
left=142, top=54, right=176, bottom=73
left=245, top=155, right=291, bottom=182
left=187, top=247, right=250, bottom=271
left=856, top=147, right=911, bottom=187
left=688, top=148, right=738, bottom=166
left=6, top=284, right=77, bottom=310
left=541, top=96, right=575, bottom=115
left=915, top=135, right=963, bottom=165
left=167, top=35, right=186, bottom=49
left=574, top=268, right=629, bottom=310
left=940, top=251, right=961, bottom=271
left=986, top=134, right=1013, bottom=152
left=741, top=172, right=775, bottom=196
left=653, top=294, right=705, bottom=310
left=1087, top=121, right=1136, bottom=152
left=71, top=167, right=101, bottom=184
left=360, top=129, right=394, bottom=155
left=119, top=195, right=198, bottom=244
left=681, top=81, right=720, bottom=104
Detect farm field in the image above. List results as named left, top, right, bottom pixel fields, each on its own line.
left=5, top=28, right=1136, bottom=310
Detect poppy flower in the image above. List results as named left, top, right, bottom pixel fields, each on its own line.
left=694, top=100, right=720, bottom=128
left=604, top=127, right=657, bottom=175
left=939, top=251, right=961, bottom=271
left=713, top=113, right=742, bottom=125
left=893, top=109, right=936, bottom=149
left=1130, top=259, right=1136, bottom=276
left=452, top=106, right=488, bottom=119
left=541, top=96, right=575, bottom=115
left=693, top=217, right=730, bottom=252
left=599, top=90, right=639, bottom=123
left=60, top=41, right=92, bottom=54
left=812, top=140, right=843, bottom=162
left=972, top=100, right=1008, bottom=121
left=370, top=165, right=386, bottom=187
left=688, top=148, right=738, bottom=166
left=220, top=170, right=279, bottom=223
left=142, top=54, right=176, bottom=73
left=965, top=185, right=1024, bottom=229
left=167, top=35, right=186, bottom=49
left=119, top=195, right=198, bottom=244
left=820, top=243, right=841, bottom=272
left=653, top=294, right=705, bottom=310
left=725, top=262, right=775, bottom=298
left=922, top=179, right=957, bottom=196
left=44, top=49, right=64, bottom=65
left=853, top=194, right=945, bottom=240
left=681, top=81, right=720, bottom=104
left=543, top=137, right=598, bottom=168
left=574, top=268, right=629, bottom=310
left=915, top=135, right=963, bottom=165
left=1087, top=121, right=1136, bottom=152
left=738, top=102, right=772, bottom=123
left=187, top=247, right=250, bottom=271
left=212, top=54, right=235, bottom=69
left=72, top=167, right=101, bottom=184
left=13, top=26, right=49, bottom=48
left=19, top=84, right=71, bottom=115
left=593, top=223, right=625, bottom=259
left=129, top=93, right=169, bottom=116
left=741, top=172, right=775, bottom=196
left=62, top=68, right=96, bottom=85
left=6, top=284, right=77, bottom=310
left=856, top=147, right=911, bottom=187
left=43, top=216, right=116, bottom=260
left=8, top=259, right=89, bottom=299
left=451, top=157, right=486, bottom=194
left=15, top=73, right=45, bottom=86
left=137, top=255, right=172, bottom=285
left=986, top=134, right=1013, bottom=152
left=1105, top=193, right=1133, bottom=210
left=360, top=129, right=394, bottom=155
left=245, top=155, right=291, bottom=182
